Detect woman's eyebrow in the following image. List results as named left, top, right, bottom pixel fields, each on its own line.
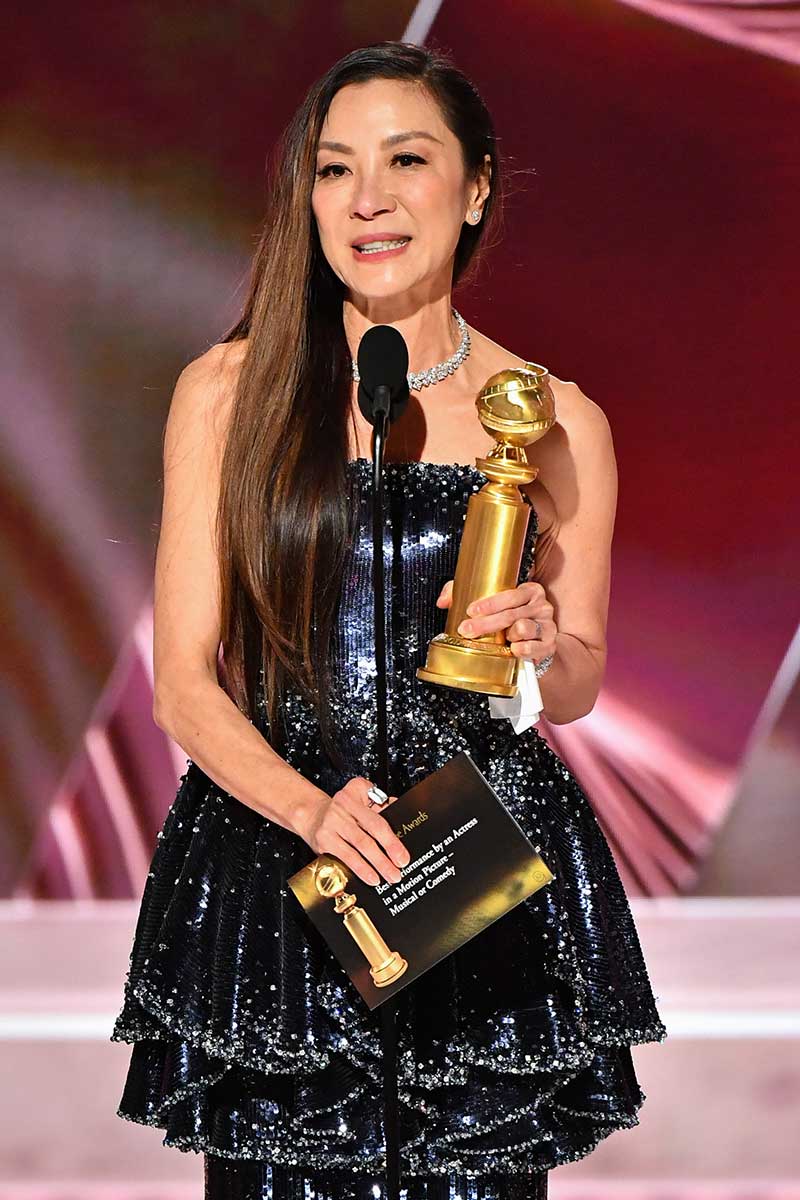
left=317, top=130, right=443, bottom=154
left=317, top=141, right=353, bottom=154
left=383, top=129, right=443, bottom=148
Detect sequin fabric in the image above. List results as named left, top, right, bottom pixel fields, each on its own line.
left=111, top=459, right=668, bottom=1200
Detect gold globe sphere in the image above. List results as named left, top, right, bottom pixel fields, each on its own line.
left=476, top=362, right=556, bottom=448
left=312, top=856, right=348, bottom=899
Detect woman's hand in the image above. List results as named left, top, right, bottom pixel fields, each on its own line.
left=293, top=777, right=410, bottom=887
left=436, top=578, right=558, bottom=666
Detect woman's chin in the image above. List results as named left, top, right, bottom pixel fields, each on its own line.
left=344, top=274, right=430, bottom=305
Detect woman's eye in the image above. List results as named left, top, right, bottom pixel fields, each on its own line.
left=316, top=163, right=347, bottom=179
left=314, top=153, right=422, bottom=178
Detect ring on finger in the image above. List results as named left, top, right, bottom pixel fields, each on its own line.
left=366, top=785, right=389, bottom=809
left=534, top=619, right=543, bottom=639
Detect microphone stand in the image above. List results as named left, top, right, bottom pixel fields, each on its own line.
left=369, top=383, right=402, bottom=1200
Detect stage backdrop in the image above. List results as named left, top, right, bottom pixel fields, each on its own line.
left=2, top=0, right=797, bottom=899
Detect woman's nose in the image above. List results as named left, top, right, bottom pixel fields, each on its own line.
left=350, top=178, right=396, bottom=221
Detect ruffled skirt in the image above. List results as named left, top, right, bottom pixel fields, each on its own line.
left=111, top=726, right=667, bottom=1200
left=202, top=1155, right=549, bottom=1200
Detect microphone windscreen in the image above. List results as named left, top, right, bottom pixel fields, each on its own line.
left=356, top=325, right=409, bottom=400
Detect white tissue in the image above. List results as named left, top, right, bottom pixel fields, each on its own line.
left=486, top=658, right=542, bottom=734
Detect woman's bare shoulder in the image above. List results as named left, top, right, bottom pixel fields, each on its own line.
left=468, top=325, right=607, bottom=430
left=466, top=327, right=613, bottom=531
left=162, top=339, right=250, bottom=465
left=181, top=337, right=248, bottom=386
left=174, top=339, right=249, bottom=420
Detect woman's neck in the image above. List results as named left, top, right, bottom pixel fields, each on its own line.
left=342, top=295, right=460, bottom=376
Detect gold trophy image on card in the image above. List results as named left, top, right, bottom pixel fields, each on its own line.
left=417, top=362, right=556, bottom=697
left=312, top=856, right=409, bottom=987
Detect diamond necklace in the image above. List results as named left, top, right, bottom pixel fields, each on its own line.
left=350, top=308, right=471, bottom=391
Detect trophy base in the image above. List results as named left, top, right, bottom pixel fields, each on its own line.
left=371, top=952, right=409, bottom=987
left=416, top=634, right=519, bottom=697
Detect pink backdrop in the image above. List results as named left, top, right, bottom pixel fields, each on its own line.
left=3, top=0, right=798, bottom=900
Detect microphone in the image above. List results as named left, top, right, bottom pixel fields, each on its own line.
left=355, top=326, right=410, bottom=1200
left=353, top=322, right=408, bottom=1200
left=356, top=324, right=410, bottom=426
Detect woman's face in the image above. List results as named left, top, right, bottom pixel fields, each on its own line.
left=311, top=78, right=489, bottom=304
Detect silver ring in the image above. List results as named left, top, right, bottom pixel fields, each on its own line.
left=534, top=619, right=543, bottom=639
left=366, top=785, right=389, bottom=809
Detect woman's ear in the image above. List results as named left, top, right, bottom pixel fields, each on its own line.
left=469, top=154, right=492, bottom=215
left=483, top=155, right=492, bottom=197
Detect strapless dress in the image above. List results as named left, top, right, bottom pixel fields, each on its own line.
left=111, top=458, right=668, bottom=1200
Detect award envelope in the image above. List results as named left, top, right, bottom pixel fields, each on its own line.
left=288, top=749, right=555, bottom=1009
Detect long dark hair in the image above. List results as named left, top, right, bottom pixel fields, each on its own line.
left=216, top=40, right=504, bottom=765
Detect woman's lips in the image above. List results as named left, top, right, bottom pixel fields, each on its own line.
left=351, top=238, right=412, bottom=264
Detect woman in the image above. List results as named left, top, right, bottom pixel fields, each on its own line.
left=111, top=41, right=667, bottom=1200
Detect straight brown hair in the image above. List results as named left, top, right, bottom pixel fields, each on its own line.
left=215, top=41, right=504, bottom=767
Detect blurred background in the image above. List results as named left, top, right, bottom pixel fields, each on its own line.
left=1, top=0, right=798, bottom=1195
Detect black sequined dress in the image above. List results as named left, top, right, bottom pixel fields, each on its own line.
left=111, top=458, right=668, bottom=1200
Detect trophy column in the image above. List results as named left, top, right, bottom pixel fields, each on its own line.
left=417, top=363, right=555, bottom=697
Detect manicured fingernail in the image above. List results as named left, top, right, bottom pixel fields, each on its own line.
left=466, top=602, right=481, bottom=615
left=458, top=621, right=474, bottom=636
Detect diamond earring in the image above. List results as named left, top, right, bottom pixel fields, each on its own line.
left=471, top=209, right=481, bottom=222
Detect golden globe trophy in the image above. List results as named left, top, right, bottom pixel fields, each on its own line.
left=416, top=362, right=556, bottom=697
left=312, top=855, right=409, bottom=986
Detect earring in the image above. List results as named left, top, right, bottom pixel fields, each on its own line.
left=471, top=209, right=481, bottom=222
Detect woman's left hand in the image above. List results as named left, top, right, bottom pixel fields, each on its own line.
left=436, top=578, right=558, bottom=666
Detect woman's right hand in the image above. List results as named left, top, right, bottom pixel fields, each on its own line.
left=293, top=776, right=411, bottom=887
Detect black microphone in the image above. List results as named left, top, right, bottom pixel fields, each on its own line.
left=353, top=320, right=408, bottom=1200
left=356, top=324, right=410, bottom=426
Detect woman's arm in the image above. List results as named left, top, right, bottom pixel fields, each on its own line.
left=151, top=343, right=324, bottom=825
left=154, top=343, right=410, bottom=888
left=524, top=381, right=618, bottom=724
left=151, top=344, right=407, bottom=886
